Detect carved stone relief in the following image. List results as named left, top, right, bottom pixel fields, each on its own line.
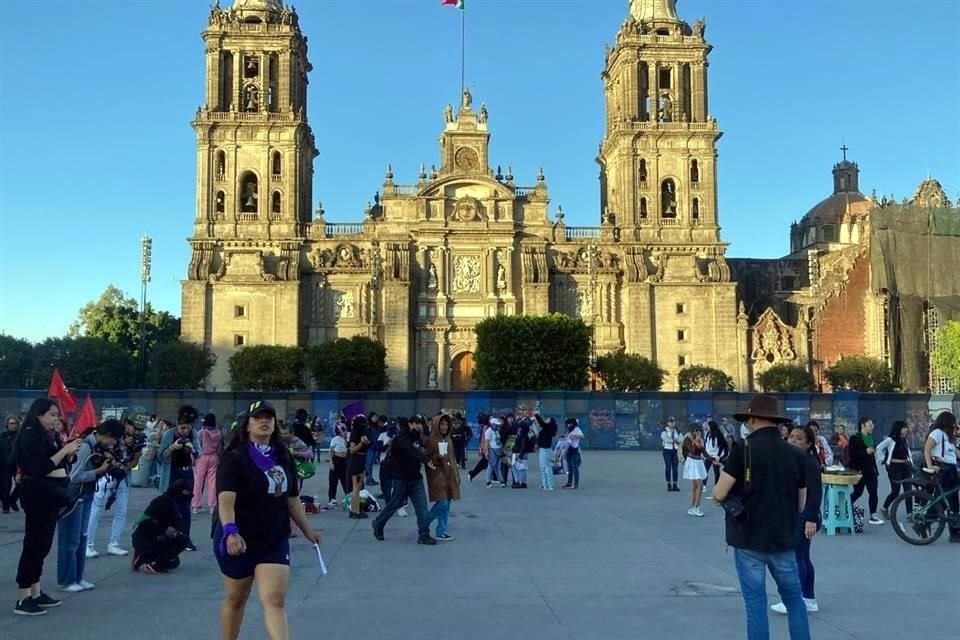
left=453, top=255, right=481, bottom=294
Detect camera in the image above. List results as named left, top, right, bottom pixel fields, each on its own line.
left=176, top=437, right=193, bottom=448
left=721, top=495, right=746, bottom=519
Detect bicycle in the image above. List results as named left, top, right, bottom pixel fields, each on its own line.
left=888, top=467, right=960, bottom=545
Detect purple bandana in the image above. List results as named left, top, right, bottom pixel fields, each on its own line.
left=247, top=441, right=276, bottom=473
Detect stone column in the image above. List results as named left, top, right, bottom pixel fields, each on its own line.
left=279, top=50, right=290, bottom=111
left=206, top=49, right=220, bottom=110
left=233, top=52, right=242, bottom=110
left=437, top=247, right=447, bottom=295
left=691, top=62, right=705, bottom=122
left=676, top=63, right=686, bottom=121
left=487, top=247, right=497, bottom=296
left=626, top=57, right=639, bottom=120
left=648, top=63, right=658, bottom=121
left=438, top=331, right=449, bottom=390
left=505, top=246, right=514, bottom=295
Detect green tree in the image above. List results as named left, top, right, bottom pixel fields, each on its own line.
left=145, top=341, right=216, bottom=390
left=0, top=334, right=33, bottom=388
left=473, top=314, right=591, bottom=391
left=69, top=285, right=180, bottom=359
left=596, top=352, right=666, bottom=391
left=756, top=363, right=815, bottom=392
left=932, top=321, right=960, bottom=390
left=678, top=365, right=735, bottom=392
left=306, top=336, right=388, bottom=391
left=228, top=345, right=305, bottom=391
left=824, top=356, right=895, bottom=392
left=30, top=337, right=134, bottom=390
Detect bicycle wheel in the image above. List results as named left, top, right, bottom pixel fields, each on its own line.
left=889, top=489, right=945, bottom=545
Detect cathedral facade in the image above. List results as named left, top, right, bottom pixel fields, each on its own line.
left=181, top=0, right=748, bottom=391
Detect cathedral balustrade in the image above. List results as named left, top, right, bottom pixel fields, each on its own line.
left=515, top=187, right=534, bottom=197
left=392, top=185, right=418, bottom=196
left=565, top=226, right=601, bottom=240
left=203, top=111, right=301, bottom=123
left=325, top=223, right=365, bottom=236
left=660, top=218, right=681, bottom=226
left=238, top=213, right=258, bottom=221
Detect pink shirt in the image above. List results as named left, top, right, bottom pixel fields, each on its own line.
left=199, top=427, right=222, bottom=456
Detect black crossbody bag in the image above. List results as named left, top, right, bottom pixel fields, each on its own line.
left=722, top=439, right=751, bottom=521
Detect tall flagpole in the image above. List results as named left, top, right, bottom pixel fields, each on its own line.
left=460, top=8, right=465, bottom=99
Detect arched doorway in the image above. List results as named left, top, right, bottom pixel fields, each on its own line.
left=450, top=352, right=475, bottom=391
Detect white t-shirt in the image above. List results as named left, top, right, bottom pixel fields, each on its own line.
left=740, top=424, right=750, bottom=440
left=928, top=429, right=957, bottom=465
left=567, top=427, right=584, bottom=449
left=330, top=435, right=347, bottom=455
left=485, top=427, right=501, bottom=450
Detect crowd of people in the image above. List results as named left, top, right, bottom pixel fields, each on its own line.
left=3, top=393, right=957, bottom=640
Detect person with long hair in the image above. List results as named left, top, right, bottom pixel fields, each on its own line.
left=562, top=418, right=584, bottom=490
left=681, top=428, right=707, bottom=516
left=1, top=416, right=22, bottom=513
left=923, top=411, right=959, bottom=543
left=703, top=420, right=729, bottom=487
left=214, top=400, right=321, bottom=640
left=346, top=415, right=370, bottom=518
left=11, top=399, right=82, bottom=616
left=326, top=424, right=349, bottom=509
left=57, top=419, right=123, bottom=593
left=424, top=414, right=461, bottom=541
left=192, top=413, right=222, bottom=514
left=661, top=417, right=682, bottom=492
left=876, top=420, right=913, bottom=521
left=771, top=424, right=823, bottom=615
left=849, top=417, right=883, bottom=525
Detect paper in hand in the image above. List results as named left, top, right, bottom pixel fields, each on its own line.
left=313, top=543, right=328, bottom=576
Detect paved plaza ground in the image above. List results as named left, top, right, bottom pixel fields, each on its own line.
left=1, top=451, right=956, bottom=639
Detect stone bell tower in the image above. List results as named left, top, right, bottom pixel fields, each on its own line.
left=181, top=0, right=318, bottom=389
left=596, top=0, right=745, bottom=388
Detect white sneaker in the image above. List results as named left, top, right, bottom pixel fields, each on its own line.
left=687, top=507, right=698, bottom=517
left=771, top=602, right=787, bottom=615
left=60, top=584, right=85, bottom=593
left=694, top=507, right=705, bottom=517
left=499, top=483, right=507, bottom=488
left=85, top=547, right=99, bottom=559
left=78, top=580, right=95, bottom=591
left=771, top=600, right=818, bottom=614
left=398, top=506, right=409, bottom=518
left=804, top=598, right=819, bottom=612
left=106, top=543, right=128, bottom=556
left=868, top=515, right=884, bottom=525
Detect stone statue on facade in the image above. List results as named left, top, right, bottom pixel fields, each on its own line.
left=479, top=103, right=488, bottom=123
left=496, top=264, right=507, bottom=292
left=427, top=364, right=438, bottom=389
left=461, top=88, right=473, bottom=110
left=427, top=264, right=438, bottom=292
left=443, top=104, right=454, bottom=123
left=693, top=18, right=706, bottom=39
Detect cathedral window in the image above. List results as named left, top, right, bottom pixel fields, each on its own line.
left=659, top=68, right=672, bottom=89
left=639, top=159, right=648, bottom=183
left=239, top=172, right=258, bottom=213
left=678, top=355, right=687, bottom=366
left=692, top=198, right=700, bottom=219
left=244, top=55, right=259, bottom=79
left=661, top=179, right=678, bottom=218
left=215, top=190, right=226, bottom=214
left=272, top=151, right=282, bottom=177
left=676, top=302, right=687, bottom=315
left=234, top=335, right=246, bottom=347
left=215, top=151, right=226, bottom=180
left=234, top=305, right=246, bottom=318
left=690, top=160, right=700, bottom=183
left=640, top=198, right=648, bottom=218
left=677, top=329, right=688, bottom=342
left=821, top=225, right=837, bottom=242
left=271, top=191, right=282, bottom=214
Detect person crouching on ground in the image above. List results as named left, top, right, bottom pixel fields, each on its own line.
left=372, top=417, right=436, bottom=545
left=214, top=400, right=322, bottom=640
left=157, top=406, right=201, bottom=549
left=131, top=479, right=192, bottom=574
left=424, top=414, right=461, bottom=541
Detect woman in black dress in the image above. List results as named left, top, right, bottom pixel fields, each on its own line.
left=214, top=400, right=321, bottom=640
left=347, top=415, right=370, bottom=519
left=12, top=398, right=83, bottom=616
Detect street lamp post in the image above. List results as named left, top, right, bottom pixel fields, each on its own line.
left=139, top=235, right=152, bottom=388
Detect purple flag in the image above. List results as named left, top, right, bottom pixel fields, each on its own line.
left=342, top=400, right=365, bottom=422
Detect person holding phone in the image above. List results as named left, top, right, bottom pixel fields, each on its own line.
left=214, top=400, right=321, bottom=640
left=12, top=399, right=83, bottom=616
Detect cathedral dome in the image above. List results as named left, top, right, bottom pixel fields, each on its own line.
left=800, top=191, right=871, bottom=227
left=231, top=0, right=283, bottom=12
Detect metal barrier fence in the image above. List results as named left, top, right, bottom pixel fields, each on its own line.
left=1, top=389, right=956, bottom=451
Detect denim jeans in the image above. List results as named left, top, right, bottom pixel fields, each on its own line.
left=373, top=477, right=429, bottom=537
left=795, top=518, right=818, bottom=600
left=538, top=448, right=554, bottom=489
left=733, top=547, right=810, bottom=640
left=486, top=448, right=503, bottom=484
left=565, top=448, right=581, bottom=487
left=380, top=467, right=395, bottom=505
left=662, top=450, right=679, bottom=483
left=426, top=499, right=451, bottom=536
left=365, top=449, right=376, bottom=478
left=57, top=488, right=95, bottom=586
left=86, top=477, right=130, bottom=547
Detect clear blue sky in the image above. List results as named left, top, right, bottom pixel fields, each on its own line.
left=1, top=0, right=958, bottom=343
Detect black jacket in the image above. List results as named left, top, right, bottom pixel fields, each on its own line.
left=847, top=433, right=877, bottom=475
left=292, top=419, right=315, bottom=448
left=387, top=427, right=427, bottom=482
left=534, top=415, right=558, bottom=449
left=0, top=430, right=17, bottom=473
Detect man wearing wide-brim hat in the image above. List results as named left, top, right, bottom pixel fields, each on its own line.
left=711, top=394, right=812, bottom=640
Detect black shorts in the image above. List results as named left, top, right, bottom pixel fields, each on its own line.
left=215, top=537, right=290, bottom=580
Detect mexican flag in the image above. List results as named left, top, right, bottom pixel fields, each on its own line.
left=441, top=0, right=465, bottom=8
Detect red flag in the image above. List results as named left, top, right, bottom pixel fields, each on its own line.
left=72, top=395, right=96, bottom=439
left=48, top=368, right=77, bottom=415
